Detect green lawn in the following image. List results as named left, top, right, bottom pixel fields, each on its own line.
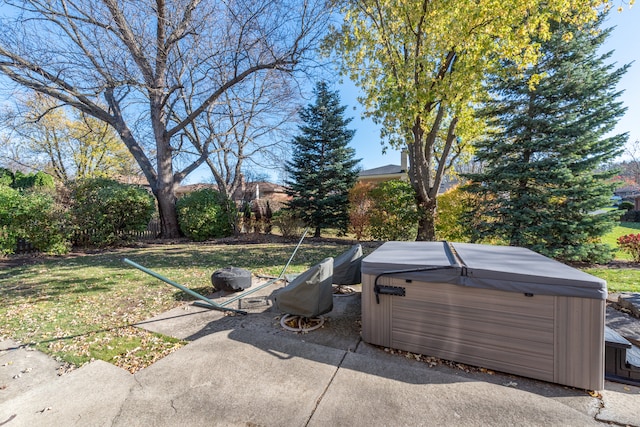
left=579, top=222, right=640, bottom=293
left=582, top=267, right=640, bottom=294
left=1, top=236, right=637, bottom=372
left=0, top=241, right=362, bottom=372
left=602, top=221, right=640, bottom=261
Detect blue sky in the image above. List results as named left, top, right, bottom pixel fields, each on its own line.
left=186, top=9, right=639, bottom=184
left=1, top=3, right=633, bottom=182
left=600, top=8, right=640, bottom=159
left=342, top=8, right=640, bottom=172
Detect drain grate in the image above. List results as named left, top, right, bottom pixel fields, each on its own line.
left=238, top=296, right=271, bottom=310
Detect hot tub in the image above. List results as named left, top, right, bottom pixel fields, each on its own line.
left=361, top=241, right=606, bottom=390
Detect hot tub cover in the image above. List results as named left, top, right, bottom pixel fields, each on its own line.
left=361, top=241, right=606, bottom=300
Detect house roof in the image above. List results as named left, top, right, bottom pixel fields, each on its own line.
left=176, top=183, right=217, bottom=196
left=250, top=181, right=286, bottom=193
left=113, top=174, right=149, bottom=187
left=616, top=184, right=640, bottom=193
left=359, top=164, right=404, bottom=177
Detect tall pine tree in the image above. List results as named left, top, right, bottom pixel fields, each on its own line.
left=465, top=14, right=628, bottom=263
left=285, top=82, right=360, bottom=238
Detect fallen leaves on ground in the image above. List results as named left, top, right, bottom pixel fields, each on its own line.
left=46, top=326, right=184, bottom=373
left=382, top=346, right=490, bottom=374
left=1, top=242, right=362, bottom=373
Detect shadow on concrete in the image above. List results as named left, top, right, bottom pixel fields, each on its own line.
left=136, top=285, right=599, bottom=402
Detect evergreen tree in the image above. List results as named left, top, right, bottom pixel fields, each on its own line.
left=464, top=15, right=628, bottom=263
left=285, top=82, right=360, bottom=238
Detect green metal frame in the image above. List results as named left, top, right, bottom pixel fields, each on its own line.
left=123, top=228, right=309, bottom=315
left=205, top=227, right=309, bottom=309
left=123, top=257, right=247, bottom=315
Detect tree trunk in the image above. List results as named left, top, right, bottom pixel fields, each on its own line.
left=408, top=109, right=459, bottom=242
left=152, top=101, right=182, bottom=239
left=416, top=197, right=437, bottom=241
left=154, top=185, right=181, bottom=238
left=408, top=116, right=438, bottom=241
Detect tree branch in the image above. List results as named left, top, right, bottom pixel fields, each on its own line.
left=101, top=0, right=154, bottom=84
left=166, top=60, right=295, bottom=139
left=430, top=116, right=458, bottom=200
left=0, top=49, right=112, bottom=123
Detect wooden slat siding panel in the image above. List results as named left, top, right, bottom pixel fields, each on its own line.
left=392, top=332, right=554, bottom=381
left=390, top=281, right=555, bottom=382
left=554, top=297, right=605, bottom=390
left=394, top=302, right=554, bottom=345
left=361, top=274, right=392, bottom=347
left=362, top=273, right=606, bottom=389
left=402, top=281, right=556, bottom=318
left=400, top=280, right=556, bottom=325
left=395, top=280, right=555, bottom=343
left=392, top=313, right=554, bottom=367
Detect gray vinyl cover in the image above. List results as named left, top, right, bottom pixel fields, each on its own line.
left=272, top=257, right=334, bottom=317
left=361, top=241, right=606, bottom=300
left=332, top=244, right=363, bottom=285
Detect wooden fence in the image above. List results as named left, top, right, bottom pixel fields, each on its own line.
left=129, top=219, right=162, bottom=240
left=11, top=219, right=162, bottom=255
left=15, top=238, right=36, bottom=255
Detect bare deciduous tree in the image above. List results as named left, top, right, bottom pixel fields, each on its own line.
left=623, top=140, right=640, bottom=184
left=1, top=93, right=139, bottom=181
left=176, top=69, right=299, bottom=198
left=0, top=0, right=329, bottom=237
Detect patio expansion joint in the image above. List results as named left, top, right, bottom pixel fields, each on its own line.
left=111, top=370, right=144, bottom=425
left=304, top=349, right=349, bottom=427
left=594, top=393, right=640, bottom=427
left=593, top=395, right=607, bottom=426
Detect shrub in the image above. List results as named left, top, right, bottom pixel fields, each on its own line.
left=250, top=200, right=277, bottom=234
left=435, top=186, right=477, bottom=242
left=0, top=168, right=55, bottom=190
left=0, top=185, right=70, bottom=254
left=620, top=210, right=640, bottom=222
left=369, top=180, right=420, bottom=241
left=239, top=201, right=253, bottom=233
left=619, top=200, right=635, bottom=211
left=271, top=209, right=305, bottom=238
left=176, top=189, right=235, bottom=241
left=0, top=168, right=13, bottom=187
left=13, top=170, right=55, bottom=190
left=0, top=185, right=20, bottom=254
left=348, top=182, right=374, bottom=240
left=71, top=178, right=155, bottom=246
left=20, top=191, right=70, bottom=254
left=617, top=233, right=640, bottom=262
